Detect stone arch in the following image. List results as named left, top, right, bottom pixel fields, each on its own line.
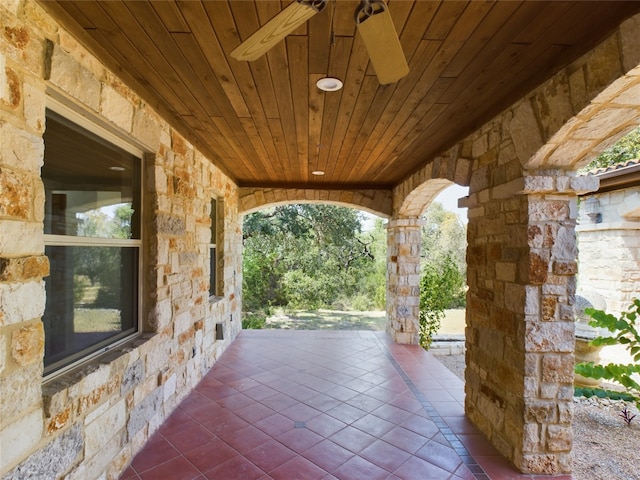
left=505, top=14, right=640, bottom=171
left=398, top=178, right=456, bottom=218
left=393, top=147, right=472, bottom=219
left=239, top=187, right=392, bottom=218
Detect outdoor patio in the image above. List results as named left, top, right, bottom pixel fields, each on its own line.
left=119, top=330, right=570, bottom=480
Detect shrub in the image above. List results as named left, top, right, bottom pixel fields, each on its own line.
left=419, top=254, right=463, bottom=349
left=574, top=298, right=640, bottom=419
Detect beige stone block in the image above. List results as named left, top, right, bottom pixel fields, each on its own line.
left=22, top=81, right=46, bottom=134
left=0, top=280, right=45, bottom=326
left=0, top=255, right=49, bottom=282
left=546, top=425, right=572, bottom=452
left=11, top=321, right=44, bottom=366
left=524, top=321, right=574, bottom=353
left=50, top=46, right=101, bottom=112
left=132, top=108, right=161, bottom=150
left=0, top=121, right=44, bottom=171
left=510, top=99, right=545, bottom=165
left=620, top=14, right=640, bottom=72
left=85, top=400, right=126, bottom=459
left=535, top=76, right=574, bottom=139
left=0, top=408, right=43, bottom=469
left=573, top=107, right=638, bottom=141
left=546, top=139, right=593, bottom=167
left=521, top=453, right=559, bottom=475
left=65, top=430, right=125, bottom=480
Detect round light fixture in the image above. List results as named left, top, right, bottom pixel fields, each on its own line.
left=316, top=77, right=343, bottom=92
left=311, top=170, right=325, bottom=176
left=109, top=166, right=126, bottom=171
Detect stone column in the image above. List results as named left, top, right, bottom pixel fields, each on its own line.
left=465, top=171, right=597, bottom=475
left=386, top=218, right=423, bottom=344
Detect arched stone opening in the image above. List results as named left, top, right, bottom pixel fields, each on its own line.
left=239, top=187, right=392, bottom=219
left=386, top=13, right=640, bottom=474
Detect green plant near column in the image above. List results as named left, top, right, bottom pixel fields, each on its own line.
left=419, top=254, right=463, bottom=349
left=574, top=298, right=640, bottom=424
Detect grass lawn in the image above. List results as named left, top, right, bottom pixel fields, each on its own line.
left=262, top=308, right=465, bottom=335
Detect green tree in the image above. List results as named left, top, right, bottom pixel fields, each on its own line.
left=583, top=126, right=640, bottom=171
left=419, top=254, right=465, bottom=349
left=421, top=202, right=467, bottom=308
left=242, top=205, right=380, bottom=312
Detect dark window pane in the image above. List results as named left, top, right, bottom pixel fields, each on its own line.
left=209, top=247, right=216, bottom=297
left=43, top=111, right=141, bottom=239
left=43, top=245, right=138, bottom=374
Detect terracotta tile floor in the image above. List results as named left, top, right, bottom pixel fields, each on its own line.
left=120, top=330, right=571, bottom=480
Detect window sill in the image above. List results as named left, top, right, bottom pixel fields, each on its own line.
left=42, top=333, right=154, bottom=432
left=209, top=295, right=224, bottom=304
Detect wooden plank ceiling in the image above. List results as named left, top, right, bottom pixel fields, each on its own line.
left=40, top=1, right=640, bottom=189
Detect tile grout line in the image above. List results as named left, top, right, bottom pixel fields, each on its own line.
left=374, top=339, right=490, bottom=480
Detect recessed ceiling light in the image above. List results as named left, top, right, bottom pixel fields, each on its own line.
left=109, top=166, right=126, bottom=171
left=311, top=170, right=325, bottom=176
left=316, top=77, right=343, bottom=92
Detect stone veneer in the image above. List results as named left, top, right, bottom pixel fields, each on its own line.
left=390, top=11, right=640, bottom=474
left=1, top=1, right=241, bottom=478
left=577, top=184, right=640, bottom=315
left=239, top=187, right=393, bottom=218
left=2, top=0, right=640, bottom=478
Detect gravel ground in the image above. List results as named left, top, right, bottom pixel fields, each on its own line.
left=435, top=354, right=640, bottom=480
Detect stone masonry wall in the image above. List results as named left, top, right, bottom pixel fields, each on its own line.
left=239, top=187, right=393, bottom=218
left=385, top=219, right=422, bottom=344
left=0, top=1, right=241, bottom=478
left=389, top=11, right=640, bottom=475
left=463, top=112, right=598, bottom=473
left=577, top=185, right=640, bottom=315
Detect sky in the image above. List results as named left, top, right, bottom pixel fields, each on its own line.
left=361, top=184, right=469, bottom=230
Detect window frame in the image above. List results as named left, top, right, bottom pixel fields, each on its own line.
left=209, top=198, right=223, bottom=299
left=42, top=99, right=144, bottom=378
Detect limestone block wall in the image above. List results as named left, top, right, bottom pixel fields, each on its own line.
left=577, top=185, right=640, bottom=315
left=389, top=11, right=640, bottom=475
left=0, top=2, right=241, bottom=478
left=463, top=111, right=591, bottom=473
left=385, top=219, right=422, bottom=344
left=239, top=187, right=393, bottom=218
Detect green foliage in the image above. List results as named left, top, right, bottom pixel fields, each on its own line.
left=582, top=126, right=640, bottom=171
left=574, top=386, right=636, bottom=402
left=421, top=202, right=467, bottom=309
left=242, top=205, right=381, bottom=312
left=574, top=299, right=640, bottom=410
left=242, top=312, right=267, bottom=329
left=419, top=255, right=463, bottom=349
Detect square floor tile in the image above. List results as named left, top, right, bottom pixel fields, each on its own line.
left=245, top=439, right=297, bottom=473
left=131, top=435, right=180, bottom=473
left=139, top=456, right=200, bottom=480
left=360, top=439, right=412, bottom=473
left=332, top=456, right=389, bottom=480
left=277, top=427, right=324, bottom=453
left=183, top=437, right=238, bottom=472
left=269, top=455, right=328, bottom=480
left=218, top=425, right=270, bottom=453
left=381, top=426, right=430, bottom=454
left=303, top=439, right=354, bottom=472
left=329, top=426, right=376, bottom=454
left=204, top=455, right=265, bottom=480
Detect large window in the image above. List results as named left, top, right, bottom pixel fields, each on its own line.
left=42, top=109, right=142, bottom=376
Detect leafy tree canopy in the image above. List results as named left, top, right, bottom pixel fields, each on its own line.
left=242, top=205, right=381, bottom=312
left=583, top=126, right=640, bottom=172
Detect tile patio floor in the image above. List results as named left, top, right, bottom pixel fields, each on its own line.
left=120, top=330, right=571, bottom=480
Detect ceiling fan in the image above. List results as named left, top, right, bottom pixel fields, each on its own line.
left=230, top=0, right=409, bottom=85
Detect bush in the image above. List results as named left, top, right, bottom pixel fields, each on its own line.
left=574, top=298, right=640, bottom=414
left=419, top=255, right=463, bottom=349
left=242, top=312, right=267, bottom=329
